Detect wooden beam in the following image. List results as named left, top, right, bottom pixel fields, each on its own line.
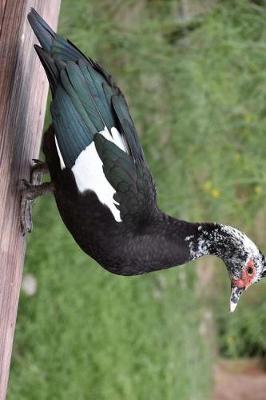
left=0, top=1, right=60, bottom=398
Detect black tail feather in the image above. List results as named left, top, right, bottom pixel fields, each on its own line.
left=28, top=8, right=55, bottom=51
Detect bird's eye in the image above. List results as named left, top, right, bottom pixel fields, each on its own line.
left=247, top=266, right=254, bottom=276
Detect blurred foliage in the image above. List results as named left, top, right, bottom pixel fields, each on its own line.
left=8, top=0, right=266, bottom=399
left=9, top=200, right=209, bottom=400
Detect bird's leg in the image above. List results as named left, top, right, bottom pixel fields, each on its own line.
left=30, top=159, right=49, bottom=185
left=20, top=178, right=54, bottom=236
left=20, top=159, right=50, bottom=235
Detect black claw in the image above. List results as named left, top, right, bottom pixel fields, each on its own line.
left=32, top=158, right=43, bottom=165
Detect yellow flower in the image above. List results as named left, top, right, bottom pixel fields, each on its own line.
left=211, top=189, right=221, bottom=199
left=202, top=180, right=212, bottom=192
left=255, top=186, right=262, bottom=195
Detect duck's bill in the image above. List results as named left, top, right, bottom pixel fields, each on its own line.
left=230, top=287, right=245, bottom=312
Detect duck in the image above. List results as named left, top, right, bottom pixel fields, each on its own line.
left=22, top=9, right=266, bottom=312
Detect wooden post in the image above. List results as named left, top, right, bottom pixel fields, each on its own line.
left=0, top=1, right=60, bottom=398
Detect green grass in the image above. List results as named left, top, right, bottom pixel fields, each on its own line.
left=8, top=0, right=266, bottom=399
left=9, top=199, right=210, bottom=400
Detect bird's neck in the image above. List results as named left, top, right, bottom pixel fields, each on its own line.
left=181, top=221, right=233, bottom=261
left=141, top=217, right=245, bottom=274
left=100, top=216, right=247, bottom=276
left=167, top=218, right=251, bottom=272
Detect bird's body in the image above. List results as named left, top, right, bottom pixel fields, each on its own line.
left=43, top=125, right=198, bottom=275
left=24, top=9, right=266, bottom=310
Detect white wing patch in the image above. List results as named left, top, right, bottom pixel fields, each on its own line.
left=54, top=126, right=127, bottom=222
left=100, top=126, right=128, bottom=153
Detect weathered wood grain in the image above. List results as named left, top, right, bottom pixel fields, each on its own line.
left=0, top=1, right=60, bottom=398
left=0, top=0, right=7, bottom=36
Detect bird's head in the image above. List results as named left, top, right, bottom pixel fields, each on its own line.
left=220, top=226, right=266, bottom=312
left=229, top=253, right=266, bottom=312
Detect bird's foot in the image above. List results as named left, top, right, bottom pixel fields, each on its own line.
left=20, top=180, right=54, bottom=236
left=30, top=159, right=49, bottom=185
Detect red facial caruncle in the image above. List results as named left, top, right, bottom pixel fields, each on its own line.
left=231, top=259, right=256, bottom=289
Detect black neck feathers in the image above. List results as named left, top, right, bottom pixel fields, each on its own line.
left=102, top=217, right=255, bottom=277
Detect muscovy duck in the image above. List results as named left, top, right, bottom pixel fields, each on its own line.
left=22, top=9, right=266, bottom=312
